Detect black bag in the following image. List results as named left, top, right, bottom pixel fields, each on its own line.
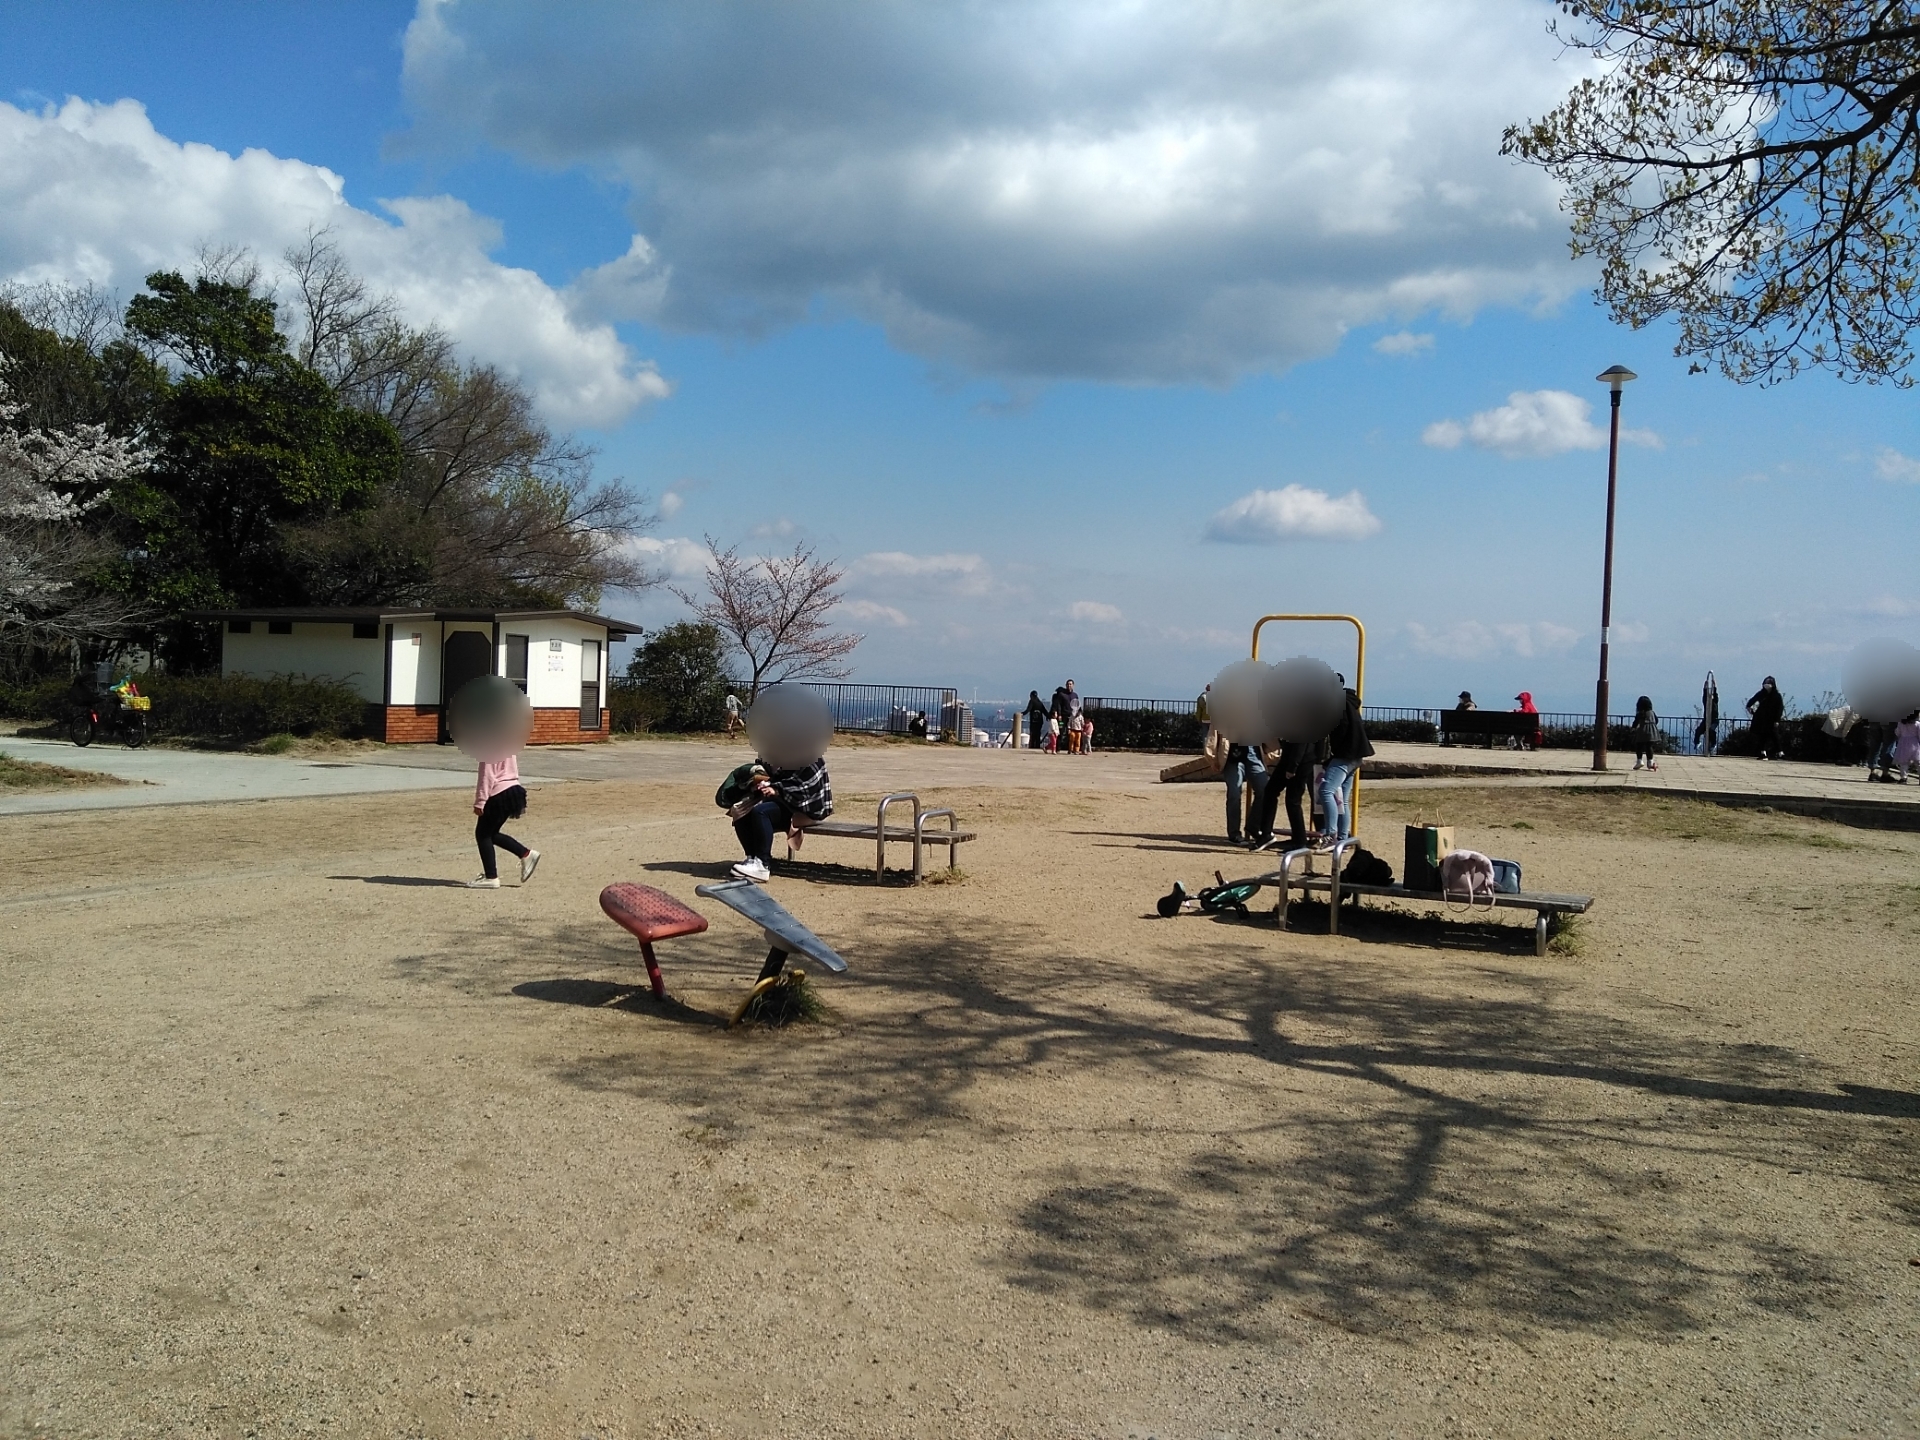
left=1343, top=846, right=1393, bottom=886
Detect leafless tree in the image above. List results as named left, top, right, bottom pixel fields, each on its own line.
left=1507, top=0, right=1920, bottom=384
left=674, top=537, right=862, bottom=700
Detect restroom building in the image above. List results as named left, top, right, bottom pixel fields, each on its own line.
left=191, top=606, right=640, bottom=743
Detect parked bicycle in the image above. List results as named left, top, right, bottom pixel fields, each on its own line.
left=70, top=676, right=151, bottom=748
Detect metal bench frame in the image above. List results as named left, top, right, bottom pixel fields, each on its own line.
left=781, top=791, right=975, bottom=882
left=1264, top=840, right=1592, bottom=955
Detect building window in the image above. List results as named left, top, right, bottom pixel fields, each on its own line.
left=352, top=621, right=378, bottom=639
left=505, top=634, right=529, bottom=694
left=227, top=620, right=251, bottom=634
left=267, top=620, right=293, bottom=635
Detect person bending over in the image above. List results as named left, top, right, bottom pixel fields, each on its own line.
left=729, top=756, right=834, bottom=883
left=1246, top=740, right=1313, bottom=851
left=1317, top=679, right=1373, bottom=845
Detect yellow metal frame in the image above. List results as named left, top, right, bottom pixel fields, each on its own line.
left=1249, top=613, right=1368, bottom=834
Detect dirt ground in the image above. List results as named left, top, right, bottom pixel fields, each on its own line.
left=3, top=775, right=1917, bottom=1439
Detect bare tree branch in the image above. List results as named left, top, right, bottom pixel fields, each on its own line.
left=1505, top=0, right=1920, bottom=384
left=673, top=538, right=862, bottom=700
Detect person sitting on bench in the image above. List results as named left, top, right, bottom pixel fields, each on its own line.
left=728, top=756, right=834, bottom=884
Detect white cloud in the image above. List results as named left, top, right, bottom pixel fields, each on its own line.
left=0, top=98, right=669, bottom=428
left=1204, top=485, right=1382, bottom=543
left=1070, top=600, right=1124, bottom=624
left=1405, top=620, right=1581, bottom=660
left=840, top=599, right=911, bottom=627
left=1423, top=390, right=1661, bottom=458
left=1874, top=447, right=1920, bottom=483
left=1374, top=330, right=1434, bottom=357
left=400, top=0, right=1587, bottom=383
left=659, top=490, right=684, bottom=518
left=750, top=518, right=796, bottom=539
left=625, top=535, right=709, bottom=580
left=853, top=551, right=995, bottom=598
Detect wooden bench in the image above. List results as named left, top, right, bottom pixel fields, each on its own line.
left=1262, top=841, right=1593, bottom=955
left=1439, top=709, right=1540, bottom=747
left=781, top=791, right=976, bottom=882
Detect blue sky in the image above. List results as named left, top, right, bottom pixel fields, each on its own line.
left=5, top=0, right=1917, bottom=718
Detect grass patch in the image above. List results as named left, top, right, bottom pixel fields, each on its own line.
left=0, top=754, right=123, bottom=789
left=1365, top=785, right=1870, bottom=850
left=922, top=865, right=970, bottom=886
left=253, top=732, right=297, bottom=755
left=1547, top=911, right=1588, bottom=957
left=734, top=970, right=827, bottom=1028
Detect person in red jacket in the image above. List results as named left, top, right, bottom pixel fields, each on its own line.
left=1514, top=691, right=1543, bottom=751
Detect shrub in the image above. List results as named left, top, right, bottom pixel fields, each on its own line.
left=0, top=676, right=74, bottom=721
left=1083, top=705, right=1204, bottom=752
left=140, top=672, right=368, bottom=741
left=1538, top=723, right=1667, bottom=753
left=1367, top=718, right=1437, bottom=743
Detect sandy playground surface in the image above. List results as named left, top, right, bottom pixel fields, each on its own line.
left=3, top=773, right=1917, bottom=1438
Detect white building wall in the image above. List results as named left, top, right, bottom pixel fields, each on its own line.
left=221, top=623, right=384, bottom=703
left=504, top=619, right=607, bottom=708
left=386, top=622, right=438, bottom=705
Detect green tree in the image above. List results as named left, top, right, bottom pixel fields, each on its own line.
left=115, top=271, right=404, bottom=649
left=624, top=621, right=735, bottom=731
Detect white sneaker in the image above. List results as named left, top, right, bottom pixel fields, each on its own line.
left=465, top=876, right=500, bottom=889
left=1632, top=760, right=1643, bottom=771
left=730, top=857, right=771, bottom=883
left=520, top=850, right=541, bottom=884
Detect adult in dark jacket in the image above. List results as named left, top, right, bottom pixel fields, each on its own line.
left=1023, top=690, right=1048, bottom=749
left=1318, top=683, right=1373, bottom=842
left=1221, top=741, right=1267, bottom=844
left=1746, top=676, right=1786, bottom=760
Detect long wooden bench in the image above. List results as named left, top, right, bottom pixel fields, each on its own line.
left=1440, top=708, right=1540, bottom=747
left=1260, top=841, right=1592, bottom=955
left=781, top=791, right=976, bottom=882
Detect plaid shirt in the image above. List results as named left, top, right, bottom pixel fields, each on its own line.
left=771, top=759, right=833, bottom=821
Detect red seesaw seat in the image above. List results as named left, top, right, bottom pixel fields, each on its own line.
left=598, top=883, right=709, bottom=999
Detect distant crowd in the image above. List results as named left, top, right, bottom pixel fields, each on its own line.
left=1023, top=680, right=1094, bottom=754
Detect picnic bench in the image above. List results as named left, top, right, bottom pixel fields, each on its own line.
left=782, top=791, right=976, bottom=882
left=1440, top=708, right=1541, bottom=747
left=1261, top=840, right=1593, bottom=955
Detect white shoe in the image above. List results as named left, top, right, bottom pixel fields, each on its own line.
left=520, top=850, right=541, bottom=884
left=465, top=876, right=500, bottom=889
left=1632, top=760, right=1643, bottom=771
left=730, top=857, right=771, bottom=883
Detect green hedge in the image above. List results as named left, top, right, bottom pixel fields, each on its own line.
left=1, top=672, right=368, bottom=741
left=1083, top=705, right=1205, bottom=752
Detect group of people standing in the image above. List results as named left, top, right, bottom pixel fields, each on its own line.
left=1210, top=675, right=1373, bottom=850
left=1024, top=680, right=1095, bottom=754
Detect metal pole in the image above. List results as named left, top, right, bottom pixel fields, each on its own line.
left=1593, top=388, right=1622, bottom=772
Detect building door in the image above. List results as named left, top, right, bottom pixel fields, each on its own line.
left=441, top=629, right=493, bottom=741
left=579, top=639, right=601, bottom=730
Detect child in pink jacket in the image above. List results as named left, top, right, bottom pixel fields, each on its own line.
left=470, top=754, right=539, bottom=888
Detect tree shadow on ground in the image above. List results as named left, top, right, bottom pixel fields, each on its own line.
left=511, top=977, right=725, bottom=1027
left=391, top=909, right=1920, bottom=1348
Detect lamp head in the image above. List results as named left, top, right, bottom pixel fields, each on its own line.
left=1597, top=364, right=1637, bottom=392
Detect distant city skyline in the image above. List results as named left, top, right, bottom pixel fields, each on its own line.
left=4, top=1, right=1915, bottom=719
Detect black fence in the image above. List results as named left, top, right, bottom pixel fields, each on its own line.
left=795, top=682, right=965, bottom=739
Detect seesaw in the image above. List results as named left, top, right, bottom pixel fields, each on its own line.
left=599, top=879, right=847, bottom=1025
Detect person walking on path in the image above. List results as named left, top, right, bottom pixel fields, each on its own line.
left=1631, top=696, right=1660, bottom=771
left=1318, top=678, right=1373, bottom=844
left=1892, top=710, right=1920, bottom=783
left=469, top=754, right=538, bottom=889
left=1221, top=740, right=1267, bottom=845
left=727, top=756, right=834, bottom=883
left=1747, top=676, right=1786, bottom=759
left=1023, top=690, right=1048, bottom=750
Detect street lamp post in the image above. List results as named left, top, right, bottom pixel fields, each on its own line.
left=1592, top=364, right=1636, bottom=772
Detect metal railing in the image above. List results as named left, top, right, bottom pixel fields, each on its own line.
left=1360, top=705, right=1748, bottom=755
left=794, top=682, right=963, bottom=739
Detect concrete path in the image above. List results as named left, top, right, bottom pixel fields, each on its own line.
left=0, top=735, right=475, bottom=815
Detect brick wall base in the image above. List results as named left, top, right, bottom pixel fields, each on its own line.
left=374, top=704, right=608, bottom=744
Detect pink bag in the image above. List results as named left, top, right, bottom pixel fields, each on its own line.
left=1440, top=849, right=1497, bottom=909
